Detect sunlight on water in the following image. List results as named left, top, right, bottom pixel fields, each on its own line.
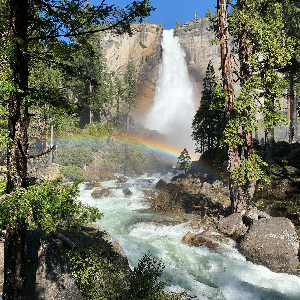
left=79, top=174, right=300, bottom=300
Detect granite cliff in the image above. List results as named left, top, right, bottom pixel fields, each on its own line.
left=100, top=19, right=220, bottom=124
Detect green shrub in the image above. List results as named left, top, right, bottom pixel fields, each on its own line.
left=55, top=146, right=94, bottom=167
left=60, top=166, right=84, bottom=182
left=83, top=122, right=113, bottom=138
left=65, top=236, right=194, bottom=300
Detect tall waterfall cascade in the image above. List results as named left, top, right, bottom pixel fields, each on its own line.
left=145, top=30, right=196, bottom=156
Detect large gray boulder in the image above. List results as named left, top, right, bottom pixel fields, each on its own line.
left=218, top=213, right=244, bottom=236
left=242, top=207, right=271, bottom=226
left=239, top=217, right=299, bottom=273
left=26, top=229, right=83, bottom=300
left=156, top=177, right=171, bottom=190
left=91, top=188, right=114, bottom=199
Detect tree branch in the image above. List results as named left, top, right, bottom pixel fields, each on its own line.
left=28, top=4, right=140, bottom=41
left=26, top=145, right=55, bottom=159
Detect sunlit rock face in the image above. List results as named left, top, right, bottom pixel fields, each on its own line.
left=174, top=18, right=220, bottom=102
left=100, top=23, right=163, bottom=124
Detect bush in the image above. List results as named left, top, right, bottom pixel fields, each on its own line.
left=55, top=146, right=94, bottom=167
left=83, top=122, right=113, bottom=138
left=65, top=235, right=194, bottom=300
left=60, top=166, right=84, bottom=182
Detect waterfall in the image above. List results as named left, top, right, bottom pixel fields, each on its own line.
left=145, top=30, right=196, bottom=156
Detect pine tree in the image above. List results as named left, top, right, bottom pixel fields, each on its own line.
left=216, top=0, right=293, bottom=213
left=123, top=59, right=138, bottom=132
left=178, top=148, right=192, bottom=173
left=192, top=61, right=225, bottom=159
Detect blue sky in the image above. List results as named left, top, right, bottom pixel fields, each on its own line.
left=96, top=1, right=217, bottom=30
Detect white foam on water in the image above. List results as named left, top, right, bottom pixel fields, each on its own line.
left=79, top=176, right=300, bottom=300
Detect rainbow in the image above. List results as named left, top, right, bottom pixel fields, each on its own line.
left=34, top=133, right=200, bottom=161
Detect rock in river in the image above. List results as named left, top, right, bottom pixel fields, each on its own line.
left=239, top=217, right=299, bottom=274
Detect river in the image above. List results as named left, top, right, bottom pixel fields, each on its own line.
left=79, top=172, right=300, bottom=300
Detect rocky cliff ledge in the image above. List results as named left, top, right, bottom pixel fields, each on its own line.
left=174, top=18, right=220, bottom=99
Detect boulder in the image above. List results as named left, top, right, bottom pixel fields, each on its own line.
left=182, top=231, right=195, bottom=244
left=26, top=229, right=83, bottom=300
left=191, top=235, right=212, bottom=246
left=242, top=207, right=271, bottom=226
left=91, top=188, right=114, bottom=199
left=239, top=217, right=299, bottom=273
left=84, top=182, right=101, bottom=190
left=122, top=187, right=132, bottom=195
left=218, top=213, right=244, bottom=236
left=115, top=176, right=128, bottom=184
left=156, top=177, right=171, bottom=190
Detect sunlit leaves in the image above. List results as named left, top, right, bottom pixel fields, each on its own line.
left=0, top=178, right=103, bottom=232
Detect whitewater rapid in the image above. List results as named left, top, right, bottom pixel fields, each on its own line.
left=79, top=174, right=300, bottom=300
left=145, top=30, right=196, bottom=156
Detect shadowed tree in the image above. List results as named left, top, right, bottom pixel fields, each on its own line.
left=0, top=0, right=154, bottom=298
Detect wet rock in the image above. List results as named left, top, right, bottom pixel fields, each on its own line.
left=239, top=217, right=299, bottom=274
left=207, top=242, right=220, bottom=250
left=115, top=176, right=128, bottom=184
left=127, top=202, right=132, bottom=206
left=191, top=235, right=212, bottom=246
left=182, top=231, right=195, bottom=244
left=91, top=188, right=114, bottom=199
left=122, top=187, right=132, bottom=195
left=202, top=227, right=215, bottom=238
left=242, top=207, right=271, bottom=227
left=218, top=213, right=243, bottom=236
left=156, top=177, right=172, bottom=190
left=84, top=182, right=101, bottom=190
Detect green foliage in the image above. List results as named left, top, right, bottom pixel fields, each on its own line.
left=0, top=103, right=8, bottom=149
left=230, top=154, right=270, bottom=187
left=59, top=166, right=84, bottom=182
left=177, top=148, right=192, bottom=173
left=66, top=238, right=194, bottom=300
left=205, top=8, right=212, bottom=18
left=123, top=59, right=138, bottom=111
left=192, top=62, right=226, bottom=158
left=0, top=178, right=102, bottom=231
left=0, top=180, right=6, bottom=197
left=174, top=20, right=182, bottom=29
left=65, top=230, right=128, bottom=299
left=54, top=146, right=94, bottom=168
left=82, top=122, right=114, bottom=138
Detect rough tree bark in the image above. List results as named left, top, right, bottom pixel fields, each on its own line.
left=218, top=0, right=245, bottom=213
left=3, top=0, right=29, bottom=299
left=287, top=73, right=295, bottom=144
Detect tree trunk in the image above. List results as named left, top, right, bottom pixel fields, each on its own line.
left=126, top=108, right=130, bottom=132
left=4, top=0, right=29, bottom=298
left=6, top=0, right=29, bottom=193
left=49, top=117, right=53, bottom=163
left=218, top=0, right=244, bottom=213
left=238, top=0, right=256, bottom=203
left=89, top=104, right=93, bottom=124
left=288, top=73, right=295, bottom=144
left=265, top=128, right=275, bottom=163
left=3, top=222, right=27, bottom=300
